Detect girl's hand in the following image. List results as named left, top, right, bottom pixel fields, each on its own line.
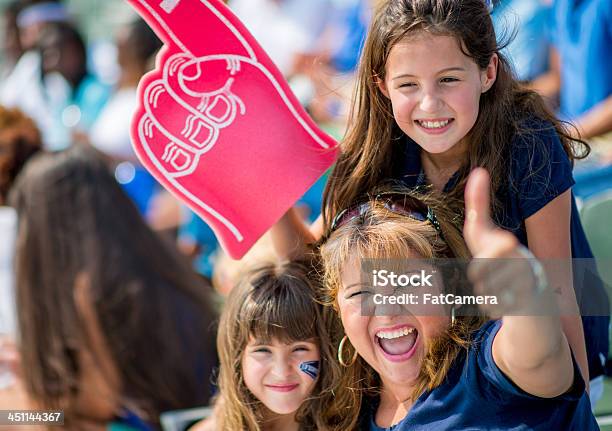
left=463, top=168, right=548, bottom=316
left=269, top=207, right=320, bottom=260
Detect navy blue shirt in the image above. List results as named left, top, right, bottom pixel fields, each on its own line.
left=393, top=124, right=610, bottom=378
left=363, top=321, right=598, bottom=431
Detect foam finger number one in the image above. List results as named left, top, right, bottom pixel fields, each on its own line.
left=128, top=0, right=338, bottom=258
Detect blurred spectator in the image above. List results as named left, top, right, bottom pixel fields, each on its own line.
left=323, top=0, right=370, bottom=74
left=89, top=18, right=162, bottom=215
left=17, top=0, right=68, bottom=51
left=0, top=0, right=70, bottom=149
left=8, top=146, right=218, bottom=429
left=0, top=106, right=42, bottom=379
left=491, top=0, right=552, bottom=82
left=89, top=18, right=160, bottom=162
left=531, top=0, right=612, bottom=141
left=178, top=210, right=219, bottom=280
left=1, top=1, right=25, bottom=79
left=38, top=22, right=110, bottom=150
left=304, top=0, right=370, bottom=125
left=229, top=0, right=338, bottom=114
left=229, top=0, right=372, bottom=124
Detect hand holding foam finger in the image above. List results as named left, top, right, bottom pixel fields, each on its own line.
left=127, top=0, right=338, bottom=258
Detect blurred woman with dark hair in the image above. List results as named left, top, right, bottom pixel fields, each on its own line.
left=8, top=146, right=218, bottom=430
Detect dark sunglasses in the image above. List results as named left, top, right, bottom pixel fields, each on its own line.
left=329, top=192, right=443, bottom=236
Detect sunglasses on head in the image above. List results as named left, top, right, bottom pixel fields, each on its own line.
left=329, top=192, right=443, bottom=235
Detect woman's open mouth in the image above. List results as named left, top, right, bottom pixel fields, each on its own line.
left=375, top=325, right=419, bottom=362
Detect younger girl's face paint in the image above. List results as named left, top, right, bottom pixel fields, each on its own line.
left=299, top=360, right=320, bottom=379
left=242, top=337, right=320, bottom=415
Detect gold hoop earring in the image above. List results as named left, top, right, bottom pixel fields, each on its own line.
left=338, top=335, right=358, bottom=367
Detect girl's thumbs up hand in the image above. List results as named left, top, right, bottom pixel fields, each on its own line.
left=463, top=168, right=543, bottom=316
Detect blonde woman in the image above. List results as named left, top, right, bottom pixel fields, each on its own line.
left=319, top=170, right=597, bottom=430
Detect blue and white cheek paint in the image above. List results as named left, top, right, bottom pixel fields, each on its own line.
left=299, top=361, right=320, bottom=380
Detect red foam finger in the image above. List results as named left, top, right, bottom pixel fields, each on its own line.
left=128, top=0, right=254, bottom=58
left=127, top=0, right=339, bottom=258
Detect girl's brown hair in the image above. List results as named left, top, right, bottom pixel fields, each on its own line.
left=216, top=260, right=358, bottom=430
left=319, top=190, right=486, bottom=404
left=322, top=0, right=589, bottom=225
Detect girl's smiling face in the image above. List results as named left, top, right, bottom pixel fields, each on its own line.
left=242, top=337, right=320, bottom=416
left=337, top=257, right=448, bottom=396
left=379, top=33, right=497, bottom=156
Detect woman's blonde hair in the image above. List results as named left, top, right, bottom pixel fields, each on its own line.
left=215, top=260, right=357, bottom=430
left=319, top=190, right=486, bottom=404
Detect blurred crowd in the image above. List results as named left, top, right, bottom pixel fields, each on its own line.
left=0, top=0, right=611, bottom=429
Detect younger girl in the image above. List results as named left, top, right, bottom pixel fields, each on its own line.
left=199, top=261, right=353, bottom=431
left=274, top=0, right=608, bottom=400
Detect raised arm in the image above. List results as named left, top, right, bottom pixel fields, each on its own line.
left=529, top=47, right=561, bottom=100
left=270, top=208, right=324, bottom=260
left=524, top=190, right=589, bottom=388
left=572, top=95, right=612, bottom=140
left=464, top=168, right=575, bottom=398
